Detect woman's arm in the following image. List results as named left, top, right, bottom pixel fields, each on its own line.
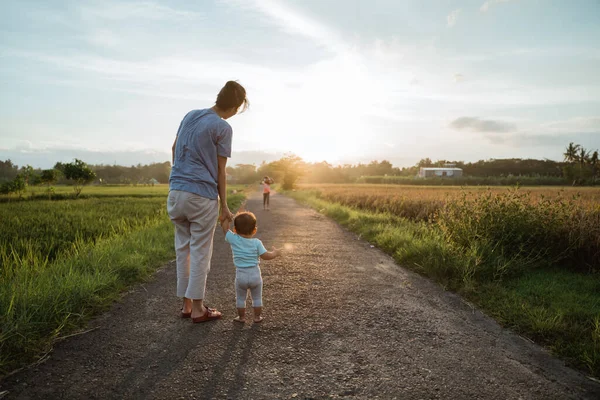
left=220, top=217, right=230, bottom=235
left=172, top=137, right=177, bottom=164
left=217, top=155, right=233, bottom=222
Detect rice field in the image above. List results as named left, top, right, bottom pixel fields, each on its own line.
left=0, top=185, right=246, bottom=375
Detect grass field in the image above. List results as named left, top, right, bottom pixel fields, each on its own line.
left=0, top=185, right=246, bottom=375
left=0, top=184, right=170, bottom=201
left=288, top=184, right=600, bottom=378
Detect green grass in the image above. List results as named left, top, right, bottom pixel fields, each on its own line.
left=287, top=190, right=600, bottom=378
left=0, top=184, right=170, bottom=201
left=0, top=185, right=246, bottom=375
left=1, top=198, right=168, bottom=266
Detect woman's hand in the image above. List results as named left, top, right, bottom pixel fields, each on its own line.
left=220, top=216, right=231, bottom=234
left=219, top=205, right=234, bottom=223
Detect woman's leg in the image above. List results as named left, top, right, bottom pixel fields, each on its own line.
left=167, top=191, right=192, bottom=307
left=263, top=193, right=267, bottom=209
left=174, top=221, right=192, bottom=310
left=185, top=194, right=219, bottom=318
left=266, top=192, right=270, bottom=209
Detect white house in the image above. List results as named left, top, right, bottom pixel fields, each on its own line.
left=418, top=167, right=463, bottom=178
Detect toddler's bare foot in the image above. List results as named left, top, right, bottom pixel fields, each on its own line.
left=254, top=316, right=264, bottom=323
left=233, top=316, right=245, bottom=323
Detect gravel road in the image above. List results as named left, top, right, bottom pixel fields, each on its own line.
left=2, top=191, right=599, bottom=399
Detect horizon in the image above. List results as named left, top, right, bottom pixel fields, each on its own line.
left=1, top=0, right=600, bottom=169
left=0, top=150, right=581, bottom=171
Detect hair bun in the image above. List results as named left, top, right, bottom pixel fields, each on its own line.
left=216, top=81, right=249, bottom=112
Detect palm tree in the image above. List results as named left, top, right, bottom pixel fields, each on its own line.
left=578, top=147, right=590, bottom=165
left=563, top=142, right=580, bottom=163
left=591, top=150, right=599, bottom=177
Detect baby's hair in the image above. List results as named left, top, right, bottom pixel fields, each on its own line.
left=234, top=211, right=257, bottom=235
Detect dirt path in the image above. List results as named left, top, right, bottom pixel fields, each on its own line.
left=2, top=191, right=599, bottom=399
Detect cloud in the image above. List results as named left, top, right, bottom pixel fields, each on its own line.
left=483, top=132, right=600, bottom=148
left=86, top=30, right=121, bottom=48
left=0, top=144, right=285, bottom=169
left=450, top=117, right=517, bottom=133
left=447, top=9, right=461, bottom=27
left=473, top=117, right=600, bottom=148
left=80, top=1, right=203, bottom=21
left=540, top=117, right=600, bottom=133
left=2, top=48, right=285, bottom=100
left=221, top=0, right=348, bottom=54
left=480, top=0, right=516, bottom=13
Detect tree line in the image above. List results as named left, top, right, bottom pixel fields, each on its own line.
left=228, top=142, right=599, bottom=187
left=0, top=160, right=170, bottom=197
left=1, top=142, right=598, bottom=196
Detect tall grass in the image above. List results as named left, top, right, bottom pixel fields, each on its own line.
left=0, top=187, right=246, bottom=375
left=437, top=189, right=600, bottom=275
left=287, top=187, right=600, bottom=377
left=357, top=175, right=581, bottom=186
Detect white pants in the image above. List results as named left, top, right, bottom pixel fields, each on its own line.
left=167, top=190, right=218, bottom=300
left=235, top=266, right=263, bottom=308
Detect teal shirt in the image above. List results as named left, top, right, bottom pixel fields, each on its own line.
left=225, top=230, right=268, bottom=268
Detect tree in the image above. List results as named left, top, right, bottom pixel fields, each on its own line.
left=0, top=159, right=19, bottom=182
left=268, top=155, right=305, bottom=190
left=228, top=164, right=259, bottom=184
left=416, top=158, right=434, bottom=168
left=590, top=151, right=599, bottom=178
left=9, top=174, right=26, bottom=198
left=63, top=159, right=96, bottom=197
left=578, top=147, right=590, bottom=164
left=40, top=169, right=60, bottom=199
left=563, top=142, right=580, bottom=163
left=19, top=165, right=36, bottom=186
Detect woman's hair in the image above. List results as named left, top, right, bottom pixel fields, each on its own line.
left=216, top=81, right=249, bottom=113
left=234, top=211, right=257, bottom=235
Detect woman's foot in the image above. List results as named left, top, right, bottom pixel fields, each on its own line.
left=181, top=298, right=193, bottom=318
left=253, top=316, right=264, bottom=323
left=233, top=316, right=245, bottom=323
left=192, top=307, right=222, bottom=323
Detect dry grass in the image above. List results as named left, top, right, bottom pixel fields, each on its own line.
left=298, top=184, right=600, bottom=205
left=297, top=184, right=600, bottom=222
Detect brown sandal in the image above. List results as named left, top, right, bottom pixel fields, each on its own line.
left=192, top=307, right=222, bottom=323
left=180, top=308, right=191, bottom=318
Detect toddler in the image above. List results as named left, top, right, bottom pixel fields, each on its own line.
left=262, top=176, right=273, bottom=210
left=221, top=211, right=280, bottom=323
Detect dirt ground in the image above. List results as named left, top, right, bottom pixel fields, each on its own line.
left=2, top=191, right=599, bottom=399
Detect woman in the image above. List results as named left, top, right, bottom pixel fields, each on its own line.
left=167, top=81, right=248, bottom=323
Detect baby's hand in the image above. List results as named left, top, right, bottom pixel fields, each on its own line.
left=271, top=246, right=281, bottom=257
left=221, top=218, right=230, bottom=231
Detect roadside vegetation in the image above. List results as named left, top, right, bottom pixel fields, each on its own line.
left=0, top=185, right=246, bottom=376
left=286, top=184, right=600, bottom=378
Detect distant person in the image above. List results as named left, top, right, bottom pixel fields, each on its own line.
left=220, top=211, right=281, bottom=323
left=262, top=176, right=274, bottom=210
left=168, top=81, right=249, bottom=323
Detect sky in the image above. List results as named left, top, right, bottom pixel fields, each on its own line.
left=1, top=0, right=599, bottom=169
